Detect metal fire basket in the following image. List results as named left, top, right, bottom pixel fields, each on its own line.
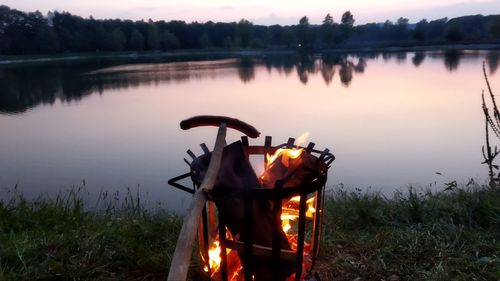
left=169, top=135, right=334, bottom=281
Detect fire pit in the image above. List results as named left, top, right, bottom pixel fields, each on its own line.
left=169, top=134, right=334, bottom=281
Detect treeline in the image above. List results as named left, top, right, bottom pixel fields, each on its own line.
left=1, top=5, right=500, bottom=55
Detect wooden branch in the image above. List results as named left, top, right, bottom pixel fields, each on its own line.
left=167, top=123, right=227, bottom=281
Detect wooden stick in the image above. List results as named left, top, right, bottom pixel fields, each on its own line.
left=167, top=123, right=227, bottom=281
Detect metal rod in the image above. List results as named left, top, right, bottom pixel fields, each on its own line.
left=272, top=180, right=283, bottom=281
left=218, top=211, right=229, bottom=281
left=294, top=194, right=307, bottom=281
left=201, top=206, right=210, bottom=272
left=243, top=197, right=254, bottom=280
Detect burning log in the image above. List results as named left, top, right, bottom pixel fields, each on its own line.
left=260, top=147, right=323, bottom=189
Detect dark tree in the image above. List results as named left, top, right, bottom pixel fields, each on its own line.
left=445, top=23, right=464, bottom=41
left=297, top=16, right=311, bottom=48
left=199, top=32, right=212, bottom=48
left=340, top=11, right=355, bottom=42
left=490, top=17, right=500, bottom=39
left=108, top=28, right=126, bottom=51
left=1, top=5, right=500, bottom=55
left=282, top=28, right=296, bottom=48
left=130, top=29, right=145, bottom=50
left=146, top=22, right=160, bottom=50
left=341, top=11, right=355, bottom=27
left=236, top=19, right=253, bottom=48
left=160, top=30, right=180, bottom=50
left=414, top=19, right=428, bottom=41
left=427, top=18, right=448, bottom=41
left=321, top=13, right=335, bottom=47
left=396, top=17, right=410, bottom=40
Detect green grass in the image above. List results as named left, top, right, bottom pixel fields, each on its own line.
left=321, top=185, right=500, bottom=281
left=0, top=188, right=182, bottom=281
left=1, top=185, right=499, bottom=280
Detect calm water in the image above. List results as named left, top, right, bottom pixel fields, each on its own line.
left=0, top=50, right=499, bottom=211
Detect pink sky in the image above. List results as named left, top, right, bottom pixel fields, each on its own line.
left=3, top=0, right=500, bottom=25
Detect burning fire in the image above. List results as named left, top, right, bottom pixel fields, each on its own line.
left=207, top=241, right=222, bottom=271
left=260, top=147, right=304, bottom=185
left=281, top=196, right=316, bottom=237
left=204, top=134, right=318, bottom=280
left=266, top=148, right=303, bottom=167
left=204, top=194, right=317, bottom=280
left=204, top=231, right=244, bottom=280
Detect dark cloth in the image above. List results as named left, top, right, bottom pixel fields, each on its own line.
left=190, top=141, right=294, bottom=281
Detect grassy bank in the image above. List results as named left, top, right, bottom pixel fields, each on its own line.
left=0, top=189, right=182, bottom=280
left=1, top=185, right=499, bottom=280
left=322, top=186, right=500, bottom=280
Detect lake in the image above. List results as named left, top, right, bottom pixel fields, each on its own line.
left=0, top=50, right=498, bottom=211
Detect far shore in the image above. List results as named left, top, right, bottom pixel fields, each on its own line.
left=1, top=43, right=499, bottom=66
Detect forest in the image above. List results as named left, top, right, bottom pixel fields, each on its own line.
left=1, top=5, right=500, bottom=55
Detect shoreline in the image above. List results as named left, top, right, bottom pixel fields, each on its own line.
left=1, top=43, right=499, bottom=66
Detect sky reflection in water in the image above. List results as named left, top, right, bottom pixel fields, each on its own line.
left=0, top=50, right=498, bottom=211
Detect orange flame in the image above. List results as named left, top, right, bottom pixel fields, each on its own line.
left=281, top=196, right=316, bottom=235
left=208, top=241, right=222, bottom=271
left=205, top=194, right=317, bottom=279
left=205, top=132, right=318, bottom=280
left=266, top=148, right=303, bottom=168
left=260, top=147, right=304, bottom=184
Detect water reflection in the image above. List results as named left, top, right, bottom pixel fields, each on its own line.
left=487, top=52, right=499, bottom=75
left=443, top=50, right=462, bottom=72
left=412, top=52, right=426, bottom=67
left=0, top=64, right=101, bottom=114
left=396, top=52, right=407, bottom=63
left=237, top=57, right=256, bottom=83
left=0, top=50, right=499, bottom=114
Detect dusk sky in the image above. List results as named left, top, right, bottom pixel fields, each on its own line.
left=3, top=0, right=500, bottom=25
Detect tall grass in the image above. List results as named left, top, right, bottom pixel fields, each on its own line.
left=1, top=184, right=499, bottom=280
left=0, top=187, right=182, bottom=281
left=320, top=184, right=500, bottom=281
